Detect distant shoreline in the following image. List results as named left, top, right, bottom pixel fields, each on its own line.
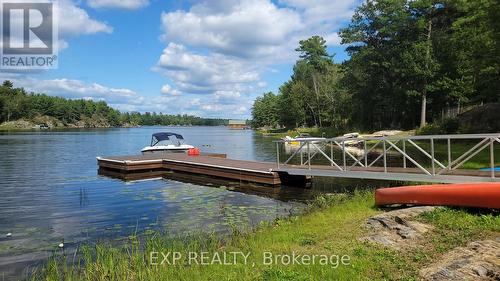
left=0, top=120, right=232, bottom=131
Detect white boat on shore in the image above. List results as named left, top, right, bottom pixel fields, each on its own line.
left=281, top=133, right=326, bottom=146
left=341, top=132, right=362, bottom=146
left=141, top=132, right=194, bottom=155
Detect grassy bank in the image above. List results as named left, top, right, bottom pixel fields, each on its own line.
left=37, top=192, right=499, bottom=280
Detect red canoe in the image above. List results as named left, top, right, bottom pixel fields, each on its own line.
left=375, top=183, right=500, bottom=209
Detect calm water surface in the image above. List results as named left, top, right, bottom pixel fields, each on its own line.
left=0, top=126, right=384, bottom=279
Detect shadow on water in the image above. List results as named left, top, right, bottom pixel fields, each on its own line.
left=98, top=168, right=402, bottom=202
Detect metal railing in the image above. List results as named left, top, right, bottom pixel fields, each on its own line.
left=275, top=133, right=500, bottom=183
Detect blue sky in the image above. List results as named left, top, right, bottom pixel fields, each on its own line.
left=1, top=0, right=361, bottom=118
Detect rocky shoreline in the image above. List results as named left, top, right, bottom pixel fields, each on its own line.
left=0, top=116, right=138, bottom=130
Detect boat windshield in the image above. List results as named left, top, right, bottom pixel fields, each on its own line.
left=151, top=132, right=185, bottom=146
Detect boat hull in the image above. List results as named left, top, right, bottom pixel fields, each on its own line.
left=141, top=145, right=194, bottom=155
left=375, top=183, right=500, bottom=209
left=141, top=149, right=189, bottom=155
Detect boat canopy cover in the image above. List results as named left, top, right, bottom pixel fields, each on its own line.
left=151, top=132, right=184, bottom=146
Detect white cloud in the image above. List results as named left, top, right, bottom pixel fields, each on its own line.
left=160, top=0, right=359, bottom=61
left=213, top=91, right=241, bottom=104
left=57, top=0, right=113, bottom=36
left=0, top=74, right=142, bottom=109
left=160, top=0, right=302, bottom=59
left=161, top=84, right=181, bottom=96
left=155, top=43, right=260, bottom=95
left=280, top=0, right=358, bottom=24
left=15, top=78, right=140, bottom=105
left=161, top=84, right=172, bottom=94
left=87, top=0, right=149, bottom=10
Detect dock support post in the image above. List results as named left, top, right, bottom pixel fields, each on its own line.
left=491, top=137, right=495, bottom=179
left=276, top=142, right=280, bottom=169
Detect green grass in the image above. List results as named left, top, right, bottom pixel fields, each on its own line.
left=418, top=208, right=500, bottom=252
left=404, top=140, right=500, bottom=170
left=35, top=192, right=500, bottom=281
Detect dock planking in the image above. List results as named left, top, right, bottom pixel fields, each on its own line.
left=97, top=153, right=298, bottom=185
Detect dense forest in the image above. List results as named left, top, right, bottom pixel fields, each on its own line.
left=0, top=81, right=227, bottom=128
left=252, top=0, right=500, bottom=131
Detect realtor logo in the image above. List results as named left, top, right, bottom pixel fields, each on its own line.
left=0, top=0, right=58, bottom=69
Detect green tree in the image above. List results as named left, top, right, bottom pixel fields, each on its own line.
left=294, top=36, right=335, bottom=127
left=252, top=36, right=347, bottom=130
left=251, top=92, right=279, bottom=128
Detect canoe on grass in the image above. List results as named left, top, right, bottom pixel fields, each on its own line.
left=375, top=183, right=500, bottom=209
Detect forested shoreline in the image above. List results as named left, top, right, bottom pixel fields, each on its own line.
left=252, top=0, right=500, bottom=132
left=0, top=81, right=227, bottom=129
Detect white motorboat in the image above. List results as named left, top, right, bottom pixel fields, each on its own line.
left=341, top=132, right=362, bottom=146
left=281, top=133, right=326, bottom=154
left=282, top=133, right=326, bottom=146
left=141, top=132, right=194, bottom=155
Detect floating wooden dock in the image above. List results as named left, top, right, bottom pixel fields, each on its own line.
left=97, top=153, right=308, bottom=186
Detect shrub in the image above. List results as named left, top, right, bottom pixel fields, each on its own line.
left=416, top=118, right=460, bottom=135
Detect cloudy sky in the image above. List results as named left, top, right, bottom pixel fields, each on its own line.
left=1, top=0, right=361, bottom=118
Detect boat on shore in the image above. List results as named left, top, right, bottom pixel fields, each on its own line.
left=375, top=183, right=500, bottom=209
left=282, top=133, right=326, bottom=146
left=141, top=132, right=194, bottom=155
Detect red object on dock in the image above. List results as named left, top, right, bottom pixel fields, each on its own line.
left=188, top=147, right=200, bottom=156
left=375, top=183, right=500, bottom=209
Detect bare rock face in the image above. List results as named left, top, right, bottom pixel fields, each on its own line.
left=361, top=206, right=436, bottom=249
left=419, top=239, right=500, bottom=281
left=362, top=207, right=500, bottom=280
left=371, top=130, right=403, bottom=136
left=0, top=119, right=35, bottom=129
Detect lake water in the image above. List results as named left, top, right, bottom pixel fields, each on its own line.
left=0, top=126, right=387, bottom=279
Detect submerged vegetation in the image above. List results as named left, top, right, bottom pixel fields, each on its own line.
left=252, top=0, right=500, bottom=132
left=0, top=81, right=227, bottom=129
left=37, top=191, right=499, bottom=280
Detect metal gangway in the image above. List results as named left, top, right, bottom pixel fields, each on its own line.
left=274, top=133, right=500, bottom=183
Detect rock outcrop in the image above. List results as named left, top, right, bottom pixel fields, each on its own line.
left=362, top=206, right=500, bottom=280
left=419, top=238, right=500, bottom=281
left=361, top=206, right=435, bottom=249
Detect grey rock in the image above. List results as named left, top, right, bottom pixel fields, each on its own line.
left=472, top=265, right=489, bottom=277
left=420, top=239, right=500, bottom=281
left=361, top=206, right=436, bottom=249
